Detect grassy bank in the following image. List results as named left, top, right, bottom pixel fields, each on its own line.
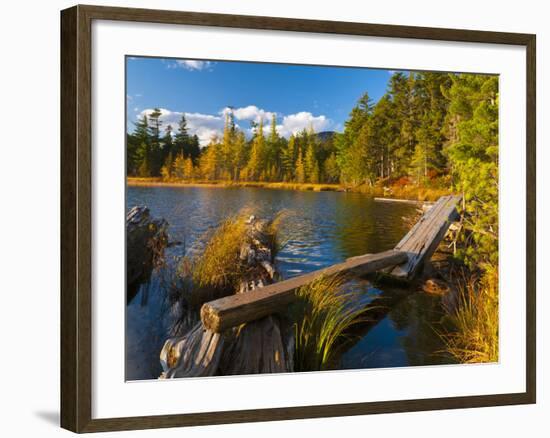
left=442, top=266, right=499, bottom=363
left=127, top=177, right=451, bottom=202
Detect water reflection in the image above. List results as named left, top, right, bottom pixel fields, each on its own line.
left=126, top=186, right=452, bottom=380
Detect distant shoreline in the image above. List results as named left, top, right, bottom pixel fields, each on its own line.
left=127, top=178, right=343, bottom=192
left=127, top=177, right=450, bottom=202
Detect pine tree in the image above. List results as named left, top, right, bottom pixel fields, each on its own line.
left=410, top=72, right=452, bottom=181
left=445, top=74, right=499, bottom=266
left=127, top=115, right=149, bottom=176
left=384, top=73, right=418, bottom=175
left=221, top=111, right=236, bottom=179
left=295, top=147, right=305, bottom=183
left=174, top=114, right=190, bottom=156
left=188, top=135, right=201, bottom=164
left=368, top=95, right=399, bottom=179
left=183, top=157, right=195, bottom=180
left=323, top=153, right=339, bottom=183
left=199, top=141, right=219, bottom=180
left=245, top=119, right=266, bottom=180
left=281, top=135, right=296, bottom=181
left=147, top=108, right=163, bottom=176
left=233, top=131, right=248, bottom=181
left=161, top=124, right=174, bottom=171
left=172, top=152, right=185, bottom=180
left=161, top=151, right=173, bottom=180
left=136, top=142, right=151, bottom=177
left=265, top=114, right=281, bottom=180
left=304, top=139, right=319, bottom=183
left=336, top=92, right=373, bottom=185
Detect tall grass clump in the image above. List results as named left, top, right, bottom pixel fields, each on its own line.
left=176, top=215, right=251, bottom=309
left=177, top=209, right=286, bottom=309
left=191, top=216, right=249, bottom=291
left=443, top=266, right=499, bottom=363
left=294, top=275, right=372, bottom=372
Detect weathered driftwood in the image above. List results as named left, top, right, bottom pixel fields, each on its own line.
left=374, top=197, right=434, bottom=206
left=201, top=249, right=407, bottom=333
left=160, top=215, right=291, bottom=378
left=159, top=324, right=224, bottom=378
left=388, top=195, right=461, bottom=280
left=126, top=206, right=168, bottom=302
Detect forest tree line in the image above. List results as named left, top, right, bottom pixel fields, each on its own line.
left=127, top=72, right=497, bottom=187
left=128, top=71, right=498, bottom=265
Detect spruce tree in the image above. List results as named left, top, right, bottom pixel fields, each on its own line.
left=174, top=114, right=190, bottom=156
left=281, top=135, right=296, bottom=181
left=127, top=115, right=149, bottom=176
left=295, top=147, right=306, bottom=183
left=146, top=108, right=163, bottom=176
left=245, top=119, right=266, bottom=180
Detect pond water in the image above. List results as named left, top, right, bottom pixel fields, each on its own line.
left=126, top=186, right=453, bottom=380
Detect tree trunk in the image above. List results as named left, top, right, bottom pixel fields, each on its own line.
left=159, top=215, right=293, bottom=378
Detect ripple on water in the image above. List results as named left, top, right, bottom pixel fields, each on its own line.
left=125, top=186, right=452, bottom=379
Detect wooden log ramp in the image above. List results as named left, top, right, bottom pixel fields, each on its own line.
left=159, top=194, right=461, bottom=378
left=201, top=249, right=406, bottom=333
left=387, top=195, right=462, bottom=280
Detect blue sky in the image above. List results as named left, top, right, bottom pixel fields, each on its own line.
left=126, top=57, right=396, bottom=145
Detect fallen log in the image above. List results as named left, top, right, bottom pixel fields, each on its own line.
left=388, top=195, right=461, bottom=280
left=201, top=249, right=407, bottom=333
left=126, top=205, right=168, bottom=302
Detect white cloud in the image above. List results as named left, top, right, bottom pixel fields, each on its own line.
left=277, top=111, right=331, bottom=137
left=137, top=106, right=332, bottom=146
left=139, top=108, right=225, bottom=146
left=171, top=60, right=213, bottom=71
left=220, top=105, right=276, bottom=125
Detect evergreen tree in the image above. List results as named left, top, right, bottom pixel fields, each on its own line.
left=136, top=142, right=151, bottom=177
left=410, top=73, right=451, bottom=181
left=188, top=135, right=201, bottom=164
left=161, top=124, right=174, bottom=170
left=161, top=151, right=174, bottom=180
left=295, top=147, right=306, bottom=183
left=323, top=153, right=339, bottom=183
left=221, top=111, right=236, bottom=179
left=233, top=131, right=248, bottom=181
left=368, top=95, right=399, bottom=179
left=304, top=137, right=319, bottom=183
left=387, top=72, right=417, bottom=175
left=265, top=114, right=282, bottom=180
left=147, top=108, right=163, bottom=176
left=174, top=114, right=190, bottom=156
left=199, top=141, right=219, bottom=180
left=245, top=119, right=266, bottom=180
left=172, top=152, right=186, bottom=180
left=336, top=92, right=373, bottom=185
left=281, top=135, right=296, bottom=181
left=445, top=74, right=499, bottom=266
left=127, top=115, right=149, bottom=176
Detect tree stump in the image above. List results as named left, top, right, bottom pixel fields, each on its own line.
left=159, top=215, right=293, bottom=378
left=126, top=206, right=168, bottom=302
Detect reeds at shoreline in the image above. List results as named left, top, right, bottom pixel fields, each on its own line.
left=127, top=177, right=450, bottom=202
left=442, top=266, right=499, bottom=364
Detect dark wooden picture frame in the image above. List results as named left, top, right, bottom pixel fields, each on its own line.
left=61, top=4, right=536, bottom=433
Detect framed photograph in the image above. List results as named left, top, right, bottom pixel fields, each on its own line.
left=60, top=4, right=536, bottom=433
